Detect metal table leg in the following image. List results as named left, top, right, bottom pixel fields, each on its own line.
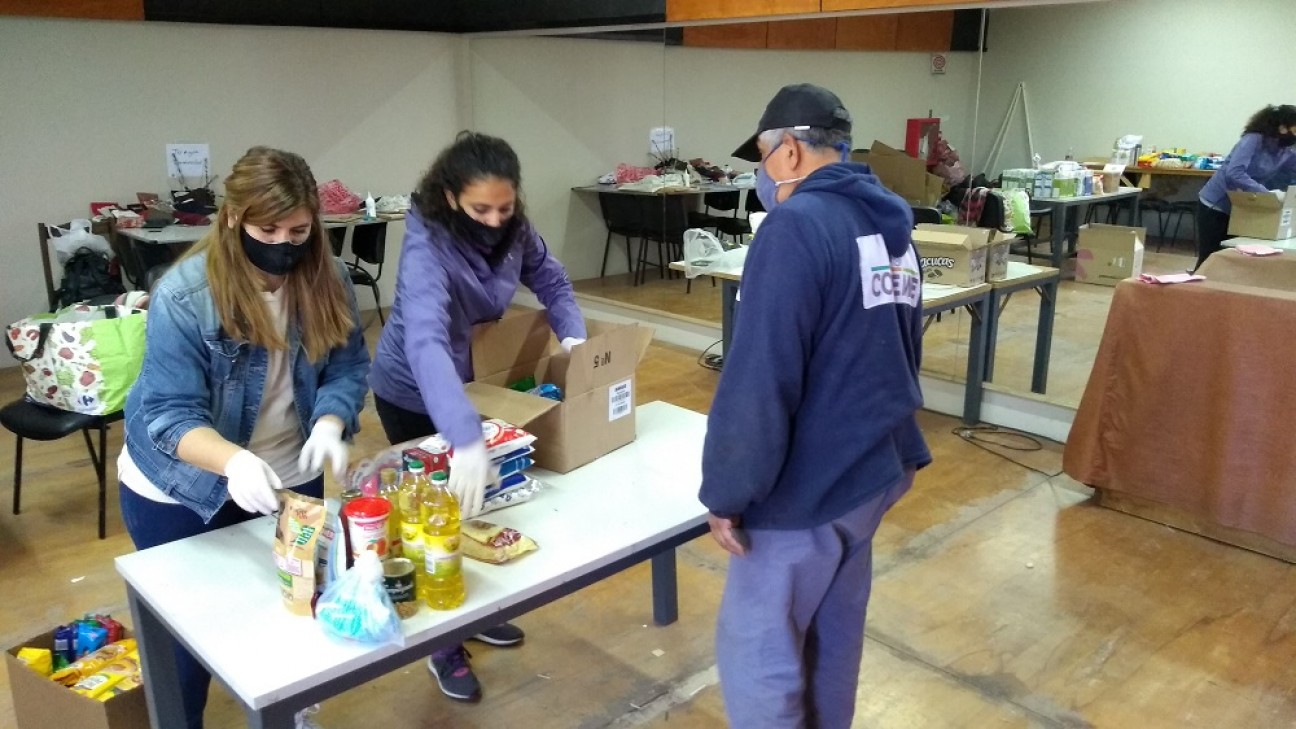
left=651, top=549, right=679, bottom=626
left=962, top=295, right=988, bottom=424
left=984, top=288, right=1006, bottom=382
left=1051, top=204, right=1067, bottom=269
left=127, top=585, right=189, bottom=729
left=1031, top=280, right=1058, bottom=393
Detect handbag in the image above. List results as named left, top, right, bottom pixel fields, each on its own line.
left=5, top=304, right=147, bottom=415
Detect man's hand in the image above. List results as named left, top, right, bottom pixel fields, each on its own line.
left=708, top=513, right=749, bottom=557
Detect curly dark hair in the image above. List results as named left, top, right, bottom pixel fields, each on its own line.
left=411, top=131, right=528, bottom=267
left=1242, top=105, right=1296, bottom=138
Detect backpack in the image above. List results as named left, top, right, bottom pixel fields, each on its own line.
left=57, top=247, right=125, bottom=308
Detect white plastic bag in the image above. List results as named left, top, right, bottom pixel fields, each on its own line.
left=682, top=228, right=747, bottom=279
left=48, top=220, right=113, bottom=265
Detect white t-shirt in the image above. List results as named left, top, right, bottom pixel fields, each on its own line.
left=119, top=288, right=320, bottom=503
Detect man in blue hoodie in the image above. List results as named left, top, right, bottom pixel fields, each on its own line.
left=700, top=84, right=931, bottom=728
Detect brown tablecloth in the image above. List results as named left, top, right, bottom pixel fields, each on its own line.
left=1064, top=279, right=1296, bottom=546
left=1199, top=249, right=1296, bottom=292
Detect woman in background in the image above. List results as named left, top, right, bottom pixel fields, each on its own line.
left=369, top=131, right=586, bottom=703
left=118, top=146, right=370, bottom=729
left=1195, top=104, right=1296, bottom=269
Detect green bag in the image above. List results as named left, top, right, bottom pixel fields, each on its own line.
left=5, top=303, right=147, bottom=415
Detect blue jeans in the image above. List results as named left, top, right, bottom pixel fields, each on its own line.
left=119, top=477, right=324, bottom=729
left=715, top=470, right=913, bottom=729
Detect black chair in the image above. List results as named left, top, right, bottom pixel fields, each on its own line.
left=1166, top=201, right=1197, bottom=251
left=745, top=189, right=765, bottom=215
left=332, top=223, right=389, bottom=325
left=598, top=193, right=642, bottom=279
left=911, top=206, right=942, bottom=225
left=638, top=196, right=690, bottom=286
left=689, top=191, right=750, bottom=242
left=1, top=402, right=122, bottom=539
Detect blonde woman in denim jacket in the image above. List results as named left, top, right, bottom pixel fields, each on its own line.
left=117, top=147, right=370, bottom=729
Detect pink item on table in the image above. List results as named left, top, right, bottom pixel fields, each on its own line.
left=614, top=163, right=655, bottom=184
left=1235, top=244, right=1283, bottom=257
left=1138, top=273, right=1205, bottom=285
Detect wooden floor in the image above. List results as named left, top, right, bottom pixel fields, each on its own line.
left=575, top=244, right=1197, bottom=408
left=6, top=304, right=1296, bottom=728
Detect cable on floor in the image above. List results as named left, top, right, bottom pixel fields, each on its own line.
left=951, top=424, right=1062, bottom=478
left=697, top=340, right=723, bottom=372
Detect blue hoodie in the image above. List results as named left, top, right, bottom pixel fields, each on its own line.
left=698, top=162, right=931, bottom=530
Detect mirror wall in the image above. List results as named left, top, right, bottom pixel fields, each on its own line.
left=462, top=0, right=1296, bottom=417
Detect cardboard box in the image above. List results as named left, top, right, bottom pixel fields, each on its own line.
left=1076, top=224, right=1145, bottom=286
left=855, top=141, right=945, bottom=207
left=912, top=223, right=1019, bottom=281
left=6, top=628, right=149, bottom=729
left=1228, top=187, right=1296, bottom=240
left=912, top=229, right=987, bottom=287
left=466, top=310, right=653, bottom=473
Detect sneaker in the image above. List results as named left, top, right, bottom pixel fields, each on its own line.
left=428, top=646, right=481, bottom=702
left=471, top=622, right=525, bottom=647
left=294, top=704, right=321, bottom=729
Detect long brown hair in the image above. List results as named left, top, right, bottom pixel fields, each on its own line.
left=183, top=146, right=354, bottom=361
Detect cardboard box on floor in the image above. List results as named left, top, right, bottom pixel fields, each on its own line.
left=853, top=141, right=945, bottom=207
left=912, top=228, right=987, bottom=287
left=6, top=628, right=148, bottom=729
left=1076, top=224, right=1145, bottom=286
left=466, top=310, right=653, bottom=473
left=1228, top=187, right=1296, bottom=240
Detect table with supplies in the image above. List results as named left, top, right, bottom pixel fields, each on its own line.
left=116, top=401, right=709, bottom=729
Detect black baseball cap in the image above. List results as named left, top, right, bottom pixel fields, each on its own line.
left=732, top=83, right=853, bottom=162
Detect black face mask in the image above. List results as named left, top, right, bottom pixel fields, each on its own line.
left=454, top=207, right=513, bottom=249
left=240, top=228, right=310, bottom=276
left=1278, top=133, right=1296, bottom=148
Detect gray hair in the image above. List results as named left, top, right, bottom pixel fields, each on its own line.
left=759, top=126, right=853, bottom=155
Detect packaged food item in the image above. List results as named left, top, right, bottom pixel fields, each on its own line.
left=94, top=614, right=125, bottom=644
left=71, top=651, right=140, bottom=699
left=316, top=551, right=404, bottom=646
left=273, top=491, right=327, bottom=616
left=52, top=625, right=76, bottom=670
left=16, top=647, right=52, bottom=676
left=341, top=496, right=392, bottom=561
left=420, top=470, right=465, bottom=610
left=382, top=557, right=419, bottom=619
left=75, top=619, right=109, bottom=657
left=50, top=638, right=137, bottom=686
left=480, top=476, right=546, bottom=516
left=315, top=498, right=347, bottom=592
left=526, top=383, right=563, bottom=401
left=478, top=419, right=537, bottom=461
left=96, top=668, right=144, bottom=702
left=460, top=519, right=539, bottom=565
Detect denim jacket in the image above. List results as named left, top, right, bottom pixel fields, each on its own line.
left=123, top=252, right=371, bottom=521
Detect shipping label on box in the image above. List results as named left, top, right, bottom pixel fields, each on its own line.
left=1228, top=187, right=1296, bottom=241
left=1076, top=224, right=1145, bottom=286
left=912, top=229, right=987, bottom=287
left=467, top=310, right=653, bottom=473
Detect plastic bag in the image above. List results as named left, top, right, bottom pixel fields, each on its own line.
left=315, top=551, right=404, bottom=647
left=1003, top=189, right=1033, bottom=236
left=682, top=229, right=747, bottom=279
left=47, top=220, right=113, bottom=265
left=318, top=179, right=362, bottom=216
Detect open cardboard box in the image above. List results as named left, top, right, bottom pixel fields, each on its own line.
left=915, top=223, right=1018, bottom=281
left=466, top=310, right=654, bottom=473
left=5, top=627, right=148, bottom=729
left=1076, top=224, right=1145, bottom=286
left=1228, top=187, right=1296, bottom=240
left=854, top=141, right=945, bottom=207
left=912, top=228, right=987, bottom=287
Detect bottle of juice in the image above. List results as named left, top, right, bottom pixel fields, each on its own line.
left=377, top=467, right=402, bottom=559
left=398, top=460, right=428, bottom=582
left=420, top=470, right=465, bottom=609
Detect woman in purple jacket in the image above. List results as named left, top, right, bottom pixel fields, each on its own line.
left=1195, top=104, right=1296, bottom=269
left=369, top=131, right=586, bottom=703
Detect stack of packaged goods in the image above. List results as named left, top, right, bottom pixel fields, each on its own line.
left=13, top=614, right=144, bottom=702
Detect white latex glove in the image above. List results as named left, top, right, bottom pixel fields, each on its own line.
left=298, top=418, right=349, bottom=480
left=560, top=337, right=586, bottom=354
left=447, top=440, right=497, bottom=519
left=1272, top=189, right=1287, bottom=202
left=224, top=450, right=283, bottom=515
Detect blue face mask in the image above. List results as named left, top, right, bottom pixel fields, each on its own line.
left=757, top=142, right=807, bottom=211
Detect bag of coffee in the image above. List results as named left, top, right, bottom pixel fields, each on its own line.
left=273, top=491, right=327, bottom=616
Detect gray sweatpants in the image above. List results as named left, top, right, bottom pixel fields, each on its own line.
left=715, top=470, right=913, bottom=729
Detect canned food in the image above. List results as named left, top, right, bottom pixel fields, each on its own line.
left=382, top=558, right=419, bottom=619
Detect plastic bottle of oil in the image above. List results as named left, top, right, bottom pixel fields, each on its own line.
left=420, top=470, right=465, bottom=609
left=377, top=467, right=403, bottom=559
left=398, top=460, right=428, bottom=582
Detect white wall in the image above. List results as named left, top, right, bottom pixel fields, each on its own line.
left=0, top=17, right=464, bottom=366
left=469, top=33, right=983, bottom=282
left=974, top=0, right=1296, bottom=173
